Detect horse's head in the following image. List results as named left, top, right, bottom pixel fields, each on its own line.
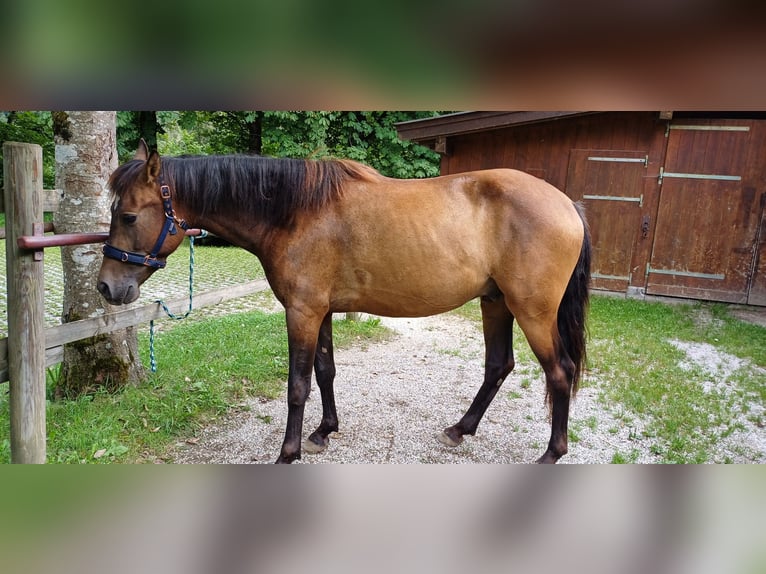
left=97, top=140, right=187, bottom=305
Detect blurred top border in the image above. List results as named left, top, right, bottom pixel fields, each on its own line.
left=1, top=1, right=766, bottom=110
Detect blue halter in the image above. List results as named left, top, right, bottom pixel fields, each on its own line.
left=102, top=178, right=189, bottom=269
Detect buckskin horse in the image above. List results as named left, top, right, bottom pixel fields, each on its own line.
left=97, top=140, right=591, bottom=463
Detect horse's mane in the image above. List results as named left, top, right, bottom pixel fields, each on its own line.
left=108, top=154, right=383, bottom=227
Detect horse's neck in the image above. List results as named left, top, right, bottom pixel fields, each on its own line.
left=180, top=204, right=275, bottom=260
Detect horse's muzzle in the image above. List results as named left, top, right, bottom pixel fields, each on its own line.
left=97, top=280, right=139, bottom=305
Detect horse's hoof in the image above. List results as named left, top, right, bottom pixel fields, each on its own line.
left=535, top=450, right=560, bottom=464
left=438, top=430, right=463, bottom=448
left=303, top=437, right=328, bottom=454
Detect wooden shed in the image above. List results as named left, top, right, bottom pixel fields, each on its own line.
left=397, top=111, right=766, bottom=306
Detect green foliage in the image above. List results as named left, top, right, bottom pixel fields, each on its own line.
left=116, top=112, right=164, bottom=162
left=0, top=111, right=55, bottom=189
left=1, top=110, right=443, bottom=193
left=1, top=111, right=147, bottom=190
left=156, top=111, right=254, bottom=156
left=156, top=111, right=443, bottom=178
left=262, top=111, right=443, bottom=178
left=116, top=111, right=142, bottom=161
left=121, top=111, right=258, bottom=161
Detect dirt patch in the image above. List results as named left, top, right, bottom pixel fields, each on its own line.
left=669, top=339, right=747, bottom=384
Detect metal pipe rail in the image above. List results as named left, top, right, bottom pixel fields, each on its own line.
left=17, top=228, right=205, bottom=250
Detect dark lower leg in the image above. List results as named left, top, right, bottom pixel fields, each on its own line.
left=276, top=320, right=319, bottom=463
left=276, top=374, right=311, bottom=463
left=536, top=358, right=574, bottom=464
left=441, top=298, right=515, bottom=446
left=306, top=313, right=338, bottom=452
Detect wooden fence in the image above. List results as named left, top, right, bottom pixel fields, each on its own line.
left=2, top=142, right=269, bottom=463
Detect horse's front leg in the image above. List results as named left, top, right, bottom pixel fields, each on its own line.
left=304, top=312, right=338, bottom=454
left=276, top=306, right=324, bottom=463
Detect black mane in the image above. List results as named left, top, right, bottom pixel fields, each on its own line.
left=108, top=154, right=381, bottom=227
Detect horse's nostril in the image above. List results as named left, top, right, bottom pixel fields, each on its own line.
left=122, top=285, right=135, bottom=305
left=97, top=281, right=110, bottom=299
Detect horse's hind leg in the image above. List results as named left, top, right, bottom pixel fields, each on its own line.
left=439, top=296, right=515, bottom=447
left=515, top=313, right=576, bottom=464
left=304, top=312, right=338, bottom=454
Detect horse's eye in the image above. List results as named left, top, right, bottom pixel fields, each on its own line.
left=122, top=213, right=138, bottom=225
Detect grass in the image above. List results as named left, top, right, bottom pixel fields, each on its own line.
left=0, top=311, right=390, bottom=464
left=589, top=297, right=765, bottom=463
left=451, top=294, right=766, bottom=463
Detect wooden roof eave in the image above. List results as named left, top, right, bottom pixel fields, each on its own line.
left=395, top=111, right=598, bottom=146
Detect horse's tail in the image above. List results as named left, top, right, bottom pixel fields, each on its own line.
left=557, top=202, right=591, bottom=397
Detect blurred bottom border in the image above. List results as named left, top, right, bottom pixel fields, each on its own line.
left=0, top=464, right=763, bottom=574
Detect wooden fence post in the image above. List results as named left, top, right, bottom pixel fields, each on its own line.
left=3, top=142, right=46, bottom=463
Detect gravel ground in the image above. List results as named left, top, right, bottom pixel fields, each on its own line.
left=172, top=310, right=676, bottom=464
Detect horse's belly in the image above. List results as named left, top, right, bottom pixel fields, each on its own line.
left=352, top=292, right=466, bottom=318
left=330, top=268, right=492, bottom=317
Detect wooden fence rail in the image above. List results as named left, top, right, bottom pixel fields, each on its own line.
left=0, top=188, right=62, bottom=214
left=0, top=278, right=269, bottom=384
left=1, top=141, right=270, bottom=462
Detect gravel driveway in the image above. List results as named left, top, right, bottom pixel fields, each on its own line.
left=172, top=310, right=665, bottom=464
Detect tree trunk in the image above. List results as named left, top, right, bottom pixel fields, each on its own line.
left=137, top=111, right=159, bottom=151
left=53, top=111, right=144, bottom=397
left=247, top=112, right=263, bottom=154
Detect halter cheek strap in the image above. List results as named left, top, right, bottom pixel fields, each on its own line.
left=102, top=179, right=189, bottom=269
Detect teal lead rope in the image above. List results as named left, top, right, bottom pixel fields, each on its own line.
left=149, top=232, right=206, bottom=372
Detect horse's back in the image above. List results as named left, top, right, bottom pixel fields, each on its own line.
left=374, top=168, right=584, bottom=257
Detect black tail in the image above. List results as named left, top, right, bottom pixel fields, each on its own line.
left=557, top=202, right=591, bottom=396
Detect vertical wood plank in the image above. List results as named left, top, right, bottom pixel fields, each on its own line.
left=745, top=121, right=766, bottom=305
left=3, top=142, right=46, bottom=463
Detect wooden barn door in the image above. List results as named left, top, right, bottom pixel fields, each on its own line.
left=646, top=122, right=760, bottom=303
left=566, top=149, right=648, bottom=292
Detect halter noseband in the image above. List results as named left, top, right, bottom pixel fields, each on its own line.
left=102, top=177, right=189, bottom=269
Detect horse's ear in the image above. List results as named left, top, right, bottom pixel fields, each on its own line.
left=146, top=151, right=161, bottom=184
left=134, top=138, right=150, bottom=161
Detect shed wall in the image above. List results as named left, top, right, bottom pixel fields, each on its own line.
left=434, top=112, right=766, bottom=305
